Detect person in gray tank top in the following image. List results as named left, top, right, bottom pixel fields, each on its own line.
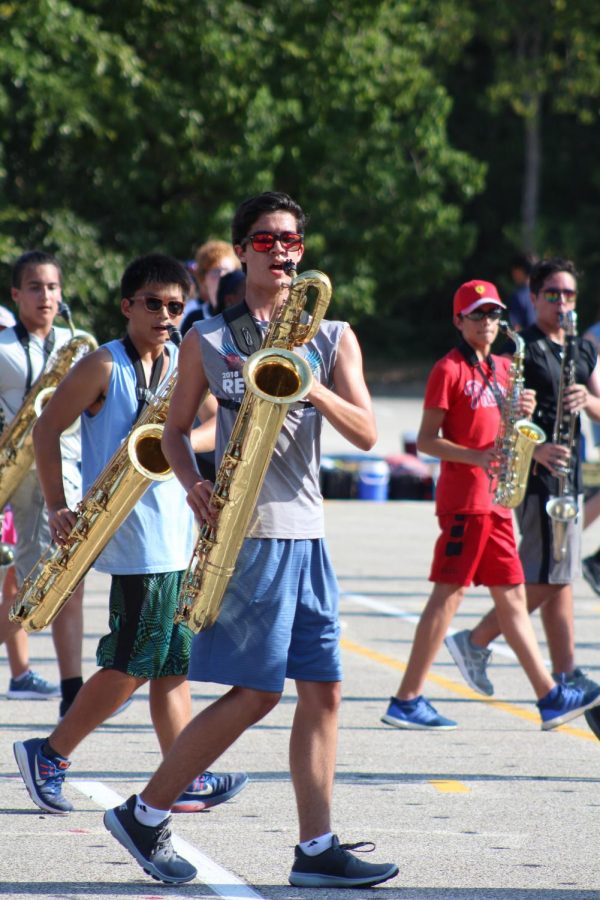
left=102, top=192, right=399, bottom=889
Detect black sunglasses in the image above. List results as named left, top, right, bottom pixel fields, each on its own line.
left=242, top=231, right=303, bottom=253
left=129, top=296, right=185, bottom=317
left=461, top=308, right=503, bottom=322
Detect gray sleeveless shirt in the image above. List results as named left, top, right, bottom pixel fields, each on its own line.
left=195, top=314, right=347, bottom=538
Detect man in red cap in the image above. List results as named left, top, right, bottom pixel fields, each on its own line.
left=380, top=279, right=600, bottom=731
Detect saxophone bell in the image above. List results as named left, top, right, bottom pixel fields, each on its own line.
left=33, top=386, right=80, bottom=436
left=493, top=322, right=546, bottom=508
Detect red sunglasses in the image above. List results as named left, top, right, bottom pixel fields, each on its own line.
left=242, top=231, right=303, bottom=253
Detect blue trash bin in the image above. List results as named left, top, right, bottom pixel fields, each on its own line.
left=357, top=459, right=390, bottom=501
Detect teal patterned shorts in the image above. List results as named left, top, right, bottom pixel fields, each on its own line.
left=96, top=570, right=192, bottom=678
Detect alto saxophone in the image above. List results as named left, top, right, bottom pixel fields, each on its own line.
left=494, top=322, right=546, bottom=508
left=546, top=310, right=579, bottom=561
left=0, top=304, right=97, bottom=509
left=174, top=266, right=332, bottom=633
left=10, top=328, right=181, bottom=632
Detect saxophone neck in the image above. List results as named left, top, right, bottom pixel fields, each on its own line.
left=499, top=320, right=524, bottom=360
left=58, top=302, right=76, bottom=338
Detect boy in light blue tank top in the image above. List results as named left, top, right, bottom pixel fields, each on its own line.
left=13, top=254, right=247, bottom=825
left=102, top=194, right=399, bottom=888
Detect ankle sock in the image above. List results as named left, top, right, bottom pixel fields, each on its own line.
left=41, top=739, right=64, bottom=760
left=12, top=670, right=31, bottom=683
left=539, top=685, right=560, bottom=704
left=299, top=832, right=334, bottom=856
left=134, top=795, right=170, bottom=828
left=60, top=677, right=83, bottom=707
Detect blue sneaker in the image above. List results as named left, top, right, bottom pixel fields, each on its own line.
left=13, top=737, right=73, bottom=814
left=381, top=695, right=457, bottom=730
left=7, top=670, right=60, bottom=699
left=537, top=682, right=600, bottom=731
left=171, top=771, right=249, bottom=813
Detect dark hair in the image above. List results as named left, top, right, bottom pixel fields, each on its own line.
left=510, top=252, right=537, bottom=276
left=231, top=191, right=307, bottom=246
left=120, top=253, right=193, bottom=300
left=11, top=250, right=62, bottom=288
left=530, top=257, right=579, bottom=296
left=216, top=269, right=245, bottom=312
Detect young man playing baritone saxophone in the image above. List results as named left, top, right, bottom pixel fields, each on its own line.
left=102, top=192, right=399, bottom=888
left=0, top=251, right=86, bottom=714
left=13, top=254, right=247, bottom=817
left=381, top=280, right=600, bottom=731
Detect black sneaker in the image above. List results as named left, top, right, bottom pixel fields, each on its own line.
left=103, top=795, right=197, bottom=884
left=585, top=705, right=600, bottom=741
left=289, top=835, right=399, bottom=888
left=582, top=553, right=600, bottom=597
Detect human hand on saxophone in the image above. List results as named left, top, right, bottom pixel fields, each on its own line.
left=49, top=506, right=77, bottom=545
left=518, top=388, right=536, bottom=419
left=186, top=479, right=218, bottom=526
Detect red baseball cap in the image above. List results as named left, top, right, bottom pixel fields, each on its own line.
left=453, top=280, right=506, bottom=317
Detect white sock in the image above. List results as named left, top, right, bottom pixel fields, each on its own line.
left=13, top=670, right=30, bottom=683
left=133, top=795, right=170, bottom=828
left=299, top=832, right=334, bottom=856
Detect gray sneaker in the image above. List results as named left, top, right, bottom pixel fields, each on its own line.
left=7, top=670, right=60, bottom=700
left=444, top=629, right=494, bottom=696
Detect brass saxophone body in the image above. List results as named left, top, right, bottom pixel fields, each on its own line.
left=0, top=305, right=97, bottom=510
left=494, top=322, right=546, bottom=508
left=174, top=267, right=332, bottom=633
left=546, top=310, right=579, bottom=561
left=9, top=330, right=181, bottom=632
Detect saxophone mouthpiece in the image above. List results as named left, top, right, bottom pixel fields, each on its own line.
left=166, top=324, right=182, bottom=347
left=283, top=260, right=297, bottom=276
left=58, top=302, right=75, bottom=337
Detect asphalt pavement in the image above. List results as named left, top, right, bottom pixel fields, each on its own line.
left=1, top=396, right=600, bottom=899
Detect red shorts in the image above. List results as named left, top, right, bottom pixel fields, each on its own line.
left=429, top=512, right=524, bottom=587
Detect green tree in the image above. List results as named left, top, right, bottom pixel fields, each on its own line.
left=0, top=0, right=485, bottom=354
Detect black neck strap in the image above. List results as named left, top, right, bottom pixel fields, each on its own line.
left=457, top=338, right=504, bottom=409
left=14, top=321, right=56, bottom=396
left=122, top=335, right=166, bottom=419
left=223, top=300, right=263, bottom=356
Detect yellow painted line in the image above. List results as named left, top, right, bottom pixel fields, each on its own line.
left=428, top=780, right=470, bottom=794
left=340, top=636, right=596, bottom=741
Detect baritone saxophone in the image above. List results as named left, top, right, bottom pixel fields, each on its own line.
left=10, top=328, right=181, bottom=632
left=174, top=265, right=332, bottom=633
left=494, top=322, right=546, bottom=508
left=0, top=302, right=97, bottom=509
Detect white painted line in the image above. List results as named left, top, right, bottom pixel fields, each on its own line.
left=71, top=780, right=267, bottom=900
left=341, top=591, right=553, bottom=665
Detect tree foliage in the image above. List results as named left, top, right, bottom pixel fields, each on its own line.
left=0, top=1, right=599, bottom=357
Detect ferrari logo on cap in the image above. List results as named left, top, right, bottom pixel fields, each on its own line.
left=475, top=284, right=485, bottom=294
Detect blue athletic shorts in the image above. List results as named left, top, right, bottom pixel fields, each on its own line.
left=187, top=538, right=342, bottom=692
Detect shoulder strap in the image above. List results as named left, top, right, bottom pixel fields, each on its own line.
left=223, top=300, right=263, bottom=356
left=122, top=335, right=164, bottom=419
left=14, top=321, right=56, bottom=395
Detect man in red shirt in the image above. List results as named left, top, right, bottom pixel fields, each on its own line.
left=381, top=280, right=600, bottom=731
